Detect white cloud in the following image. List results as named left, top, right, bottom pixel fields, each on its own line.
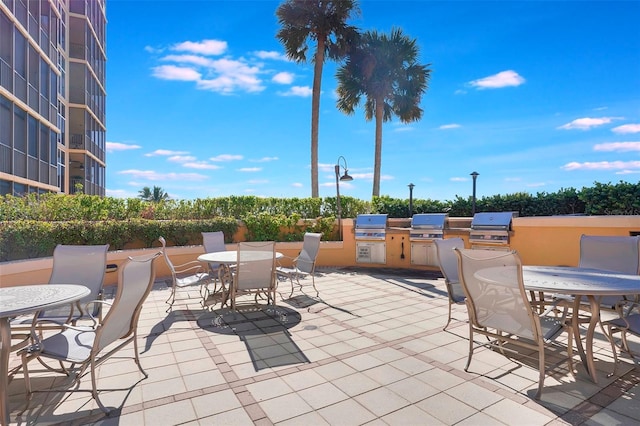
left=272, top=72, right=295, bottom=84
left=278, top=86, right=313, bottom=97
left=152, top=65, right=201, bottom=81
left=183, top=162, right=221, bottom=170
left=168, top=155, right=196, bottom=163
left=526, top=182, right=547, bottom=188
left=172, top=40, right=227, bottom=56
left=251, top=157, right=279, bottom=162
left=145, top=149, right=189, bottom=157
left=292, top=182, right=303, bottom=187
left=616, top=170, right=640, bottom=175
left=558, top=117, right=617, bottom=130
left=238, top=167, right=262, bottom=172
left=561, top=160, right=640, bottom=171
left=469, top=70, right=525, bottom=89
left=253, top=50, right=288, bottom=61
left=450, top=177, right=468, bottom=182
left=612, top=124, right=640, bottom=134
left=210, top=154, right=243, bottom=162
left=439, top=124, right=461, bottom=130
left=106, top=142, right=141, bottom=152
left=106, top=188, right=135, bottom=198
left=161, top=54, right=216, bottom=67
left=593, top=142, right=640, bottom=152
left=118, top=169, right=208, bottom=181
left=248, top=179, right=269, bottom=184
left=393, top=126, right=414, bottom=132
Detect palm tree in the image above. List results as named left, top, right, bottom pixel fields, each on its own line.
left=336, top=28, right=431, bottom=197
left=138, top=186, right=169, bottom=202
left=276, top=0, right=360, bottom=198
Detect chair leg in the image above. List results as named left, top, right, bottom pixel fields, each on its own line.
left=534, top=341, right=545, bottom=400
left=443, top=301, right=453, bottom=331
left=310, top=275, right=319, bottom=298
left=464, top=323, right=474, bottom=372
left=606, top=323, right=620, bottom=378
left=133, top=331, right=148, bottom=378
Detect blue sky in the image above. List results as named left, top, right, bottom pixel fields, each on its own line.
left=105, top=0, right=640, bottom=202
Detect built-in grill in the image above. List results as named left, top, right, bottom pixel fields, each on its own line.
left=409, top=213, right=448, bottom=241
left=469, top=212, right=515, bottom=250
left=354, top=214, right=388, bottom=241
left=355, top=214, right=388, bottom=263
left=409, top=213, right=448, bottom=266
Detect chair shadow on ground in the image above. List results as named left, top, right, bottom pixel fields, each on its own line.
left=338, top=267, right=448, bottom=300
left=197, top=305, right=309, bottom=371
left=10, top=371, right=143, bottom=425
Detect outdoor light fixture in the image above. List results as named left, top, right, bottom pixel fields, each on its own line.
left=408, top=183, right=415, bottom=217
left=470, top=171, right=479, bottom=215
left=335, top=156, right=353, bottom=240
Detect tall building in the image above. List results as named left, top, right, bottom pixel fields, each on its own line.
left=0, top=0, right=106, bottom=196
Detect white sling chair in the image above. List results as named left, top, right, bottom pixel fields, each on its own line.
left=231, top=241, right=276, bottom=310
left=454, top=248, right=573, bottom=400
left=20, top=252, right=161, bottom=415
left=160, top=236, right=209, bottom=312
left=434, top=238, right=466, bottom=330
left=201, top=231, right=231, bottom=299
left=276, top=232, right=322, bottom=298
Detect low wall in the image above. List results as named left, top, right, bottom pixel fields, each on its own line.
left=1, top=215, right=639, bottom=288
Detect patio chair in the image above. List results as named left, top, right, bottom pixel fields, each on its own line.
left=604, top=300, right=640, bottom=376
left=230, top=241, right=277, bottom=310
left=160, top=236, right=210, bottom=312
left=201, top=231, right=231, bottom=299
left=11, top=244, right=109, bottom=333
left=276, top=232, right=322, bottom=298
left=563, top=235, right=640, bottom=326
left=434, top=238, right=466, bottom=331
left=19, top=251, right=161, bottom=415
left=454, top=248, right=573, bottom=400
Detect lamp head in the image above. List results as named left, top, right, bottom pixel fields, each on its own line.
left=340, top=171, right=353, bottom=182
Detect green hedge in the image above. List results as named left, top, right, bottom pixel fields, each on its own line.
left=0, top=218, right=238, bottom=262
left=1, top=181, right=637, bottom=261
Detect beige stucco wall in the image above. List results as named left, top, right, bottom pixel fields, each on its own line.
left=2, top=215, right=639, bottom=288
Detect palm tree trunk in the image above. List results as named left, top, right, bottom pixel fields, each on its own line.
left=373, top=99, right=384, bottom=197
left=310, top=39, right=326, bottom=198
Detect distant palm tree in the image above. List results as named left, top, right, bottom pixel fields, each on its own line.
left=138, top=186, right=169, bottom=202
left=336, top=28, right=431, bottom=197
left=276, top=0, right=360, bottom=198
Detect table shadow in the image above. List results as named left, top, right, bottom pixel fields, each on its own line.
left=197, top=306, right=309, bottom=371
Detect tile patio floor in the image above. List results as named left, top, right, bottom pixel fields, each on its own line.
left=5, top=267, right=640, bottom=425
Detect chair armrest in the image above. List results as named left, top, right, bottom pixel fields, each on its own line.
left=174, top=262, right=206, bottom=274
left=276, top=255, right=297, bottom=267
left=614, top=299, right=640, bottom=317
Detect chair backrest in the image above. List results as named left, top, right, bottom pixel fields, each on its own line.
left=46, top=244, right=109, bottom=317
left=295, top=232, right=322, bottom=274
left=159, top=236, right=178, bottom=281
left=578, top=235, right=640, bottom=275
left=202, top=231, right=226, bottom=269
left=235, top=241, right=276, bottom=291
left=95, top=252, right=160, bottom=352
left=434, top=238, right=465, bottom=285
left=454, top=248, right=540, bottom=341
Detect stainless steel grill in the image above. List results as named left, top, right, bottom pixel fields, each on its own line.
left=410, top=213, right=448, bottom=266
left=355, top=214, right=388, bottom=264
left=409, top=213, right=448, bottom=241
left=469, top=212, right=515, bottom=249
left=354, top=214, right=388, bottom=241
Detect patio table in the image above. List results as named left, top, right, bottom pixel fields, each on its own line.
left=476, top=265, right=640, bottom=383
left=0, top=284, right=90, bottom=426
left=197, top=251, right=283, bottom=308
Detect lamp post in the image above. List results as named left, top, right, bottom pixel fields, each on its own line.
left=408, top=183, right=415, bottom=217
left=470, top=171, right=479, bottom=216
left=335, top=156, right=353, bottom=240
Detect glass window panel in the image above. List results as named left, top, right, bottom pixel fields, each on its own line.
left=14, top=29, right=26, bottom=78
left=28, top=114, right=37, bottom=157
left=14, top=107, right=26, bottom=153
